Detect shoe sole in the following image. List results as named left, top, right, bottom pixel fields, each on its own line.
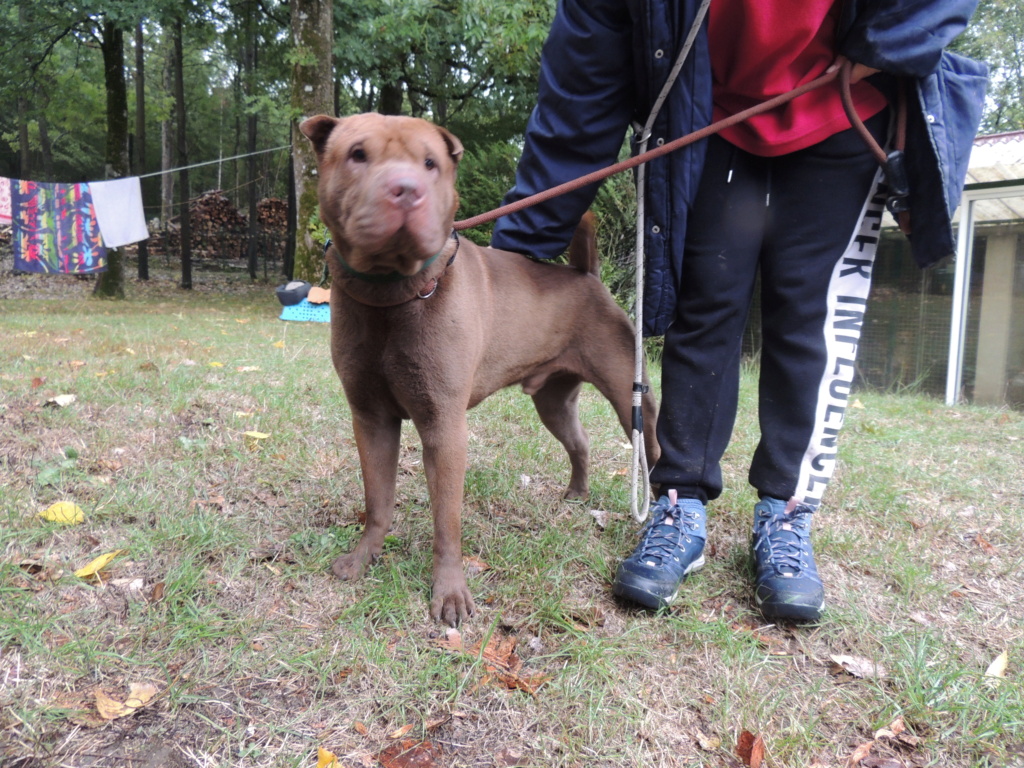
left=612, top=556, right=706, bottom=609
left=755, top=593, right=825, bottom=622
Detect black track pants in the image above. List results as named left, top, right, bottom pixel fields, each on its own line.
left=650, top=113, right=888, bottom=509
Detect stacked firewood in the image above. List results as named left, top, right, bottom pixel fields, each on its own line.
left=154, top=191, right=288, bottom=260
left=190, top=190, right=248, bottom=235
left=257, top=198, right=288, bottom=231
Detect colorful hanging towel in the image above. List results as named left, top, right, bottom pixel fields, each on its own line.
left=11, top=180, right=107, bottom=274
left=0, top=176, right=11, bottom=225
left=89, top=177, right=149, bottom=247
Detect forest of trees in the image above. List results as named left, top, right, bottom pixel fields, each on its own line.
left=0, top=0, right=1021, bottom=293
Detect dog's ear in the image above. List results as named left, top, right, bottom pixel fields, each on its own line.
left=299, top=115, right=339, bottom=157
left=435, top=125, right=464, bottom=167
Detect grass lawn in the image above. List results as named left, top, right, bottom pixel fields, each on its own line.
left=1, top=274, right=1022, bottom=768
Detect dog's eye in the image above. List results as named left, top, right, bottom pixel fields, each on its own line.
left=424, top=157, right=436, bottom=170
left=349, top=147, right=367, bottom=163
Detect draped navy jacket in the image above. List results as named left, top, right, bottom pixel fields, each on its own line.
left=491, top=0, right=988, bottom=336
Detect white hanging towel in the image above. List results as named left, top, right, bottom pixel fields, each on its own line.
left=0, top=176, right=12, bottom=225
left=89, top=177, right=150, bottom=247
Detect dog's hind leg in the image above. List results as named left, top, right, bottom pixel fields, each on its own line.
left=332, top=410, right=402, bottom=581
left=584, top=325, right=661, bottom=470
left=531, top=374, right=590, bottom=499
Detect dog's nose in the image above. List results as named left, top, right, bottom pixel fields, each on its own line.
left=386, top=176, right=424, bottom=208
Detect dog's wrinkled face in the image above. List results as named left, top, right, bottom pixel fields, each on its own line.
left=300, top=113, right=464, bottom=276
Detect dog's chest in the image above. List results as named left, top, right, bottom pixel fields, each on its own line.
left=332, top=300, right=475, bottom=409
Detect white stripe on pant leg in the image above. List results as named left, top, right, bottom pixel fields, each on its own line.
left=795, top=169, right=886, bottom=509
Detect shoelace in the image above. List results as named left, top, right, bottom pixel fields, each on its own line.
left=638, top=499, right=702, bottom=565
left=755, top=510, right=811, bottom=575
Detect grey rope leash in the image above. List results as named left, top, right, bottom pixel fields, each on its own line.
left=630, top=0, right=712, bottom=523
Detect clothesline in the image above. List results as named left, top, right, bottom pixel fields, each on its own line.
left=136, top=145, right=290, bottom=179
left=141, top=175, right=267, bottom=210
left=2, top=144, right=292, bottom=275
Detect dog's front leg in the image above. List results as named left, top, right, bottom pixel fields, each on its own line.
left=332, top=410, right=402, bottom=581
left=418, top=413, right=475, bottom=626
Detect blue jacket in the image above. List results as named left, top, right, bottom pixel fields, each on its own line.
left=491, top=0, right=988, bottom=336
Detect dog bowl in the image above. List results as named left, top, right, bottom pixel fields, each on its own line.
left=275, top=280, right=312, bottom=306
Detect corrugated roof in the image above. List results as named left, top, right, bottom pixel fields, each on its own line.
left=962, top=131, right=1024, bottom=224
left=966, top=130, right=1024, bottom=186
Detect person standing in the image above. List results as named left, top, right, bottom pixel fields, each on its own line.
left=491, top=0, right=987, bottom=621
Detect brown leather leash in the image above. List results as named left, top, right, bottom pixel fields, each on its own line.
left=453, top=57, right=909, bottom=233
left=839, top=59, right=912, bottom=234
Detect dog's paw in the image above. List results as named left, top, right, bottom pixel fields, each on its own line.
left=331, top=551, right=371, bottom=581
left=430, top=580, right=476, bottom=627
left=562, top=485, right=589, bottom=501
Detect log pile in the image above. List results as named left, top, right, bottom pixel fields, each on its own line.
left=257, top=198, right=288, bottom=231
left=153, top=191, right=289, bottom=261
left=191, top=190, right=247, bottom=235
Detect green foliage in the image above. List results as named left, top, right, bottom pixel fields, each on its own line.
left=953, top=0, right=1024, bottom=133
left=455, top=139, right=521, bottom=246
left=333, top=0, right=554, bottom=140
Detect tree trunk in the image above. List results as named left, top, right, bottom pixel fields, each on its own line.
left=135, top=21, right=149, bottom=280
left=17, top=5, right=30, bottom=179
left=161, top=40, right=174, bottom=225
left=245, top=0, right=259, bottom=280
left=93, top=20, right=128, bottom=299
left=38, top=112, right=55, bottom=181
left=379, top=82, right=403, bottom=115
left=173, top=18, right=192, bottom=290
left=284, top=152, right=296, bottom=279
left=290, top=0, right=333, bottom=282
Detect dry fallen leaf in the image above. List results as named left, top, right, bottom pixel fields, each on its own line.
left=975, top=534, right=998, bottom=555
left=463, top=556, right=489, bottom=576
left=353, top=721, right=369, bottom=735
left=493, top=747, right=526, bottom=767
left=695, top=729, right=722, bottom=750
left=39, top=501, right=85, bottom=525
left=830, top=654, right=886, bottom=679
left=589, top=508, right=610, bottom=529
left=846, top=740, right=874, bottom=766
left=874, top=715, right=906, bottom=740
left=378, top=739, right=440, bottom=768
left=985, top=650, right=1009, bottom=680
left=316, top=747, right=339, bottom=767
left=243, top=431, right=270, bottom=450
left=94, top=682, right=158, bottom=721
left=424, top=715, right=450, bottom=731
left=389, top=724, right=415, bottom=739
left=147, top=581, right=165, bottom=603
left=74, top=550, right=124, bottom=579
left=45, top=394, right=77, bottom=408
left=861, top=759, right=904, bottom=768
left=434, top=627, right=463, bottom=652
left=735, top=731, right=764, bottom=768
left=568, top=604, right=606, bottom=631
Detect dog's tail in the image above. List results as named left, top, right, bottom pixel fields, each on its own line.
left=567, top=211, right=599, bottom=276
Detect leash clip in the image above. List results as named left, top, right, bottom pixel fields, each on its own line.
left=884, top=149, right=910, bottom=215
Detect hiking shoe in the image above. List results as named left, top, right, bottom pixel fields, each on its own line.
left=613, top=490, right=706, bottom=609
left=751, top=497, right=825, bottom=622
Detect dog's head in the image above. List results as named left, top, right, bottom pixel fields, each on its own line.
left=300, top=113, right=464, bottom=277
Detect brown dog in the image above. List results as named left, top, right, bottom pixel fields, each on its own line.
left=299, top=113, right=659, bottom=626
